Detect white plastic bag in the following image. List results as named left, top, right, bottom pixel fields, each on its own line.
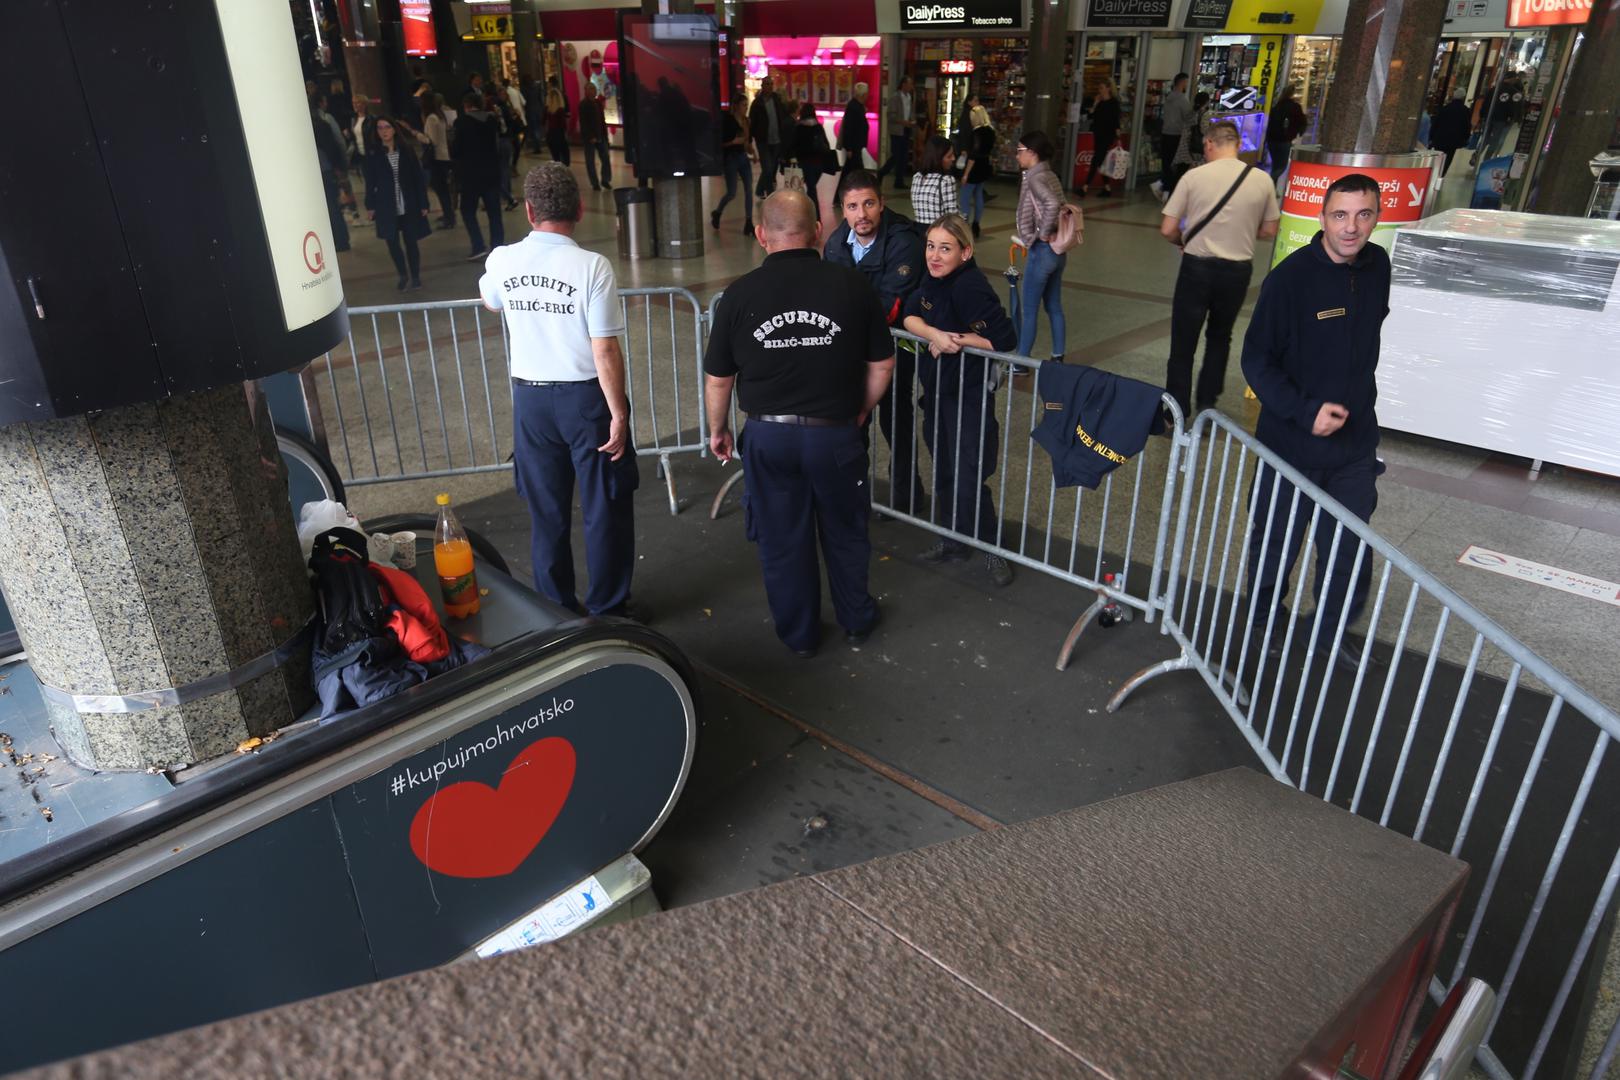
left=297, top=500, right=362, bottom=562
left=1101, top=143, right=1130, bottom=181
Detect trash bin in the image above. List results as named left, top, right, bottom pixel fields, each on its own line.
left=615, top=187, right=655, bottom=260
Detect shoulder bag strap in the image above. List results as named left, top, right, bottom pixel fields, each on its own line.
left=1180, top=164, right=1255, bottom=250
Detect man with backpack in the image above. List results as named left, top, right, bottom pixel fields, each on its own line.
left=1158, top=120, right=1279, bottom=418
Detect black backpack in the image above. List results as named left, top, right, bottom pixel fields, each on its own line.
left=308, top=528, right=388, bottom=657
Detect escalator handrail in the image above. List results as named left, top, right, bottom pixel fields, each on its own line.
left=0, top=618, right=697, bottom=912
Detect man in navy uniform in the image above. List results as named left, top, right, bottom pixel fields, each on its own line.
left=481, top=163, right=639, bottom=617
left=824, top=169, right=926, bottom=511
left=1241, top=173, right=1391, bottom=668
left=705, top=191, right=896, bottom=658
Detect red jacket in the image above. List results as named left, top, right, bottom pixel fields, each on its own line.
left=367, top=564, right=450, bottom=663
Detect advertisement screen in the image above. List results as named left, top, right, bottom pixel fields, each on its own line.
left=402, top=1, right=437, bottom=56
left=213, top=0, right=344, bottom=332
left=619, top=14, right=722, bottom=178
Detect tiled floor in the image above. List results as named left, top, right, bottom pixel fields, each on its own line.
left=328, top=145, right=1620, bottom=714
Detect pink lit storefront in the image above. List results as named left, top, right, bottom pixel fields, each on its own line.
left=737, top=0, right=883, bottom=166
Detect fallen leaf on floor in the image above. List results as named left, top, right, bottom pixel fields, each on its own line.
left=39, top=807, right=53, bottom=822
left=703, top=608, right=712, bottom=618
left=235, top=738, right=264, bottom=754
left=479, top=589, right=490, bottom=597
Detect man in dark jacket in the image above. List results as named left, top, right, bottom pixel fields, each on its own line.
left=839, top=82, right=870, bottom=180
left=824, top=170, right=926, bottom=510
left=1240, top=173, right=1391, bottom=669
left=452, top=92, right=506, bottom=258
left=1428, top=89, right=1474, bottom=175
left=749, top=77, right=789, bottom=198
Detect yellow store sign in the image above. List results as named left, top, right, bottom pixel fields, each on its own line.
left=468, top=12, right=513, bottom=41
left=1221, top=0, right=1324, bottom=32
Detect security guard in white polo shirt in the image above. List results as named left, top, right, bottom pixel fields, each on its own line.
left=480, top=163, right=638, bottom=616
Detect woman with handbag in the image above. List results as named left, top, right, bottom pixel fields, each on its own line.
left=901, top=213, right=1018, bottom=588
left=1171, top=91, right=1212, bottom=189
left=1013, top=130, right=1067, bottom=363
left=365, top=116, right=432, bottom=292
left=711, top=95, right=755, bottom=235
left=1079, top=80, right=1122, bottom=197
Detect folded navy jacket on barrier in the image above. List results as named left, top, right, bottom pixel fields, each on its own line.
left=1031, top=363, right=1166, bottom=489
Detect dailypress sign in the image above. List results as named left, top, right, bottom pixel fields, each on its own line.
left=1509, top=0, right=1591, bottom=26
left=1272, top=159, right=1437, bottom=265
left=901, top=0, right=1025, bottom=30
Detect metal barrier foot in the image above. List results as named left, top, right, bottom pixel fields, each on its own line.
left=1056, top=593, right=1107, bottom=672
left=710, top=467, right=745, bottom=520
left=1107, top=650, right=1194, bottom=713
left=660, top=452, right=679, bottom=516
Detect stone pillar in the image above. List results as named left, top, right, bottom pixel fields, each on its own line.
left=0, top=386, right=316, bottom=772
left=1316, top=0, right=1448, bottom=153
left=1024, top=0, right=1072, bottom=142
left=1530, top=0, right=1620, bottom=216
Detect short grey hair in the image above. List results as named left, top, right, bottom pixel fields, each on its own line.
left=523, top=163, right=580, bottom=223
left=854, top=81, right=868, bottom=97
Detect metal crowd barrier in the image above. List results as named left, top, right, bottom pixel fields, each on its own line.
left=303, top=287, right=707, bottom=514
left=1111, top=409, right=1620, bottom=1080
left=711, top=320, right=1185, bottom=670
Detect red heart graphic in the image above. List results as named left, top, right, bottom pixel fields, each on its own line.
left=408, top=737, right=576, bottom=879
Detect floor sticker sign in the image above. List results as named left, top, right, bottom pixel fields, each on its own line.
left=1458, top=545, right=1620, bottom=608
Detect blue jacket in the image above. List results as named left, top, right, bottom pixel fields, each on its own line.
left=1241, top=232, right=1391, bottom=470
left=823, top=208, right=925, bottom=326
left=1031, top=363, right=1165, bottom=490
left=902, top=258, right=1016, bottom=398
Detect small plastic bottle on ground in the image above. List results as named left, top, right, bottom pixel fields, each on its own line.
left=434, top=493, right=481, bottom=619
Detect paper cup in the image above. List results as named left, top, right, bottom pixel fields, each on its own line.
left=368, top=532, right=395, bottom=565
left=390, top=531, right=418, bottom=570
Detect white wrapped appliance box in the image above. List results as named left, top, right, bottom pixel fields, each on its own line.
left=1381, top=209, right=1620, bottom=477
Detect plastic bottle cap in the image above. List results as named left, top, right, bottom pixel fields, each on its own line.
left=436, top=493, right=450, bottom=505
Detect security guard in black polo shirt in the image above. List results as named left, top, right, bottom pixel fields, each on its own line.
left=705, top=191, right=897, bottom=659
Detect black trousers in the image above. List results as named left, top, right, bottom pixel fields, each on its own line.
left=429, top=160, right=454, bottom=220
left=919, top=381, right=1001, bottom=545
left=1246, top=455, right=1380, bottom=635
left=460, top=183, right=505, bottom=253
left=1160, top=135, right=1181, bottom=189
left=873, top=347, right=922, bottom=511
left=382, top=228, right=420, bottom=284
left=1166, top=254, right=1251, bottom=417
left=740, top=421, right=878, bottom=652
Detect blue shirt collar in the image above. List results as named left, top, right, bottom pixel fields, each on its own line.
left=846, top=227, right=877, bottom=262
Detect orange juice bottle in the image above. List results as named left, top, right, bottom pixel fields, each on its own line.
left=433, top=493, right=480, bottom=618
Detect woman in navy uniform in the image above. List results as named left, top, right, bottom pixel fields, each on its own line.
left=901, top=213, right=1018, bottom=586
left=704, top=192, right=896, bottom=659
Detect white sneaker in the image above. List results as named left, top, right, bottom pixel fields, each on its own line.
left=1150, top=180, right=1167, bottom=204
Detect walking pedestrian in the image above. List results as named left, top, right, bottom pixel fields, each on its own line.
left=1079, top=81, right=1122, bottom=197
left=1266, top=85, right=1307, bottom=180
left=1171, top=92, right=1213, bottom=190
left=1429, top=89, right=1474, bottom=176
left=1013, top=130, right=1067, bottom=364
left=489, top=90, right=521, bottom=209
left=452, top=92, right=505, bottom=259
left=1241, top=173, right=1391, bottom=670
left=364, top=117, right=431, bottom=292
left=1158, top=119, right=1280, bottom=417
left=749, top=77, right=788, bottom=197
left=703, top=191, right=895, bottom=658
left=420, top=92, right=456, bottom=228
left=839, top=83, right=871, bottom=180
left=543, top=88, right=571, bottom=166
left=793, top=101, right=836, bottom=222
left=310, top=96, right=351, bottom=253
left=480, top=163, right=638, bottom=618
left=908, top=135, right=960, bottom=226
left=876, top=77, right=917, bottom=191
left=1152, top=73, right=1192, bottom=202
left=579, top=83, right=613, bottom=191
left=901, top=213, right=1017, bottom=586
left=712, top=95, right=755, bottom=235
left=959, top=99, right=995, bottom=238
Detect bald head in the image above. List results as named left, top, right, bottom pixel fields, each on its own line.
left=756, top=191, right=819, bottom=252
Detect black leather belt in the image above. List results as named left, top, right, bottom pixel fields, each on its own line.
left=512, top=377, right=598, bottom=387
left=752, top=414, right=856, bottom=427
